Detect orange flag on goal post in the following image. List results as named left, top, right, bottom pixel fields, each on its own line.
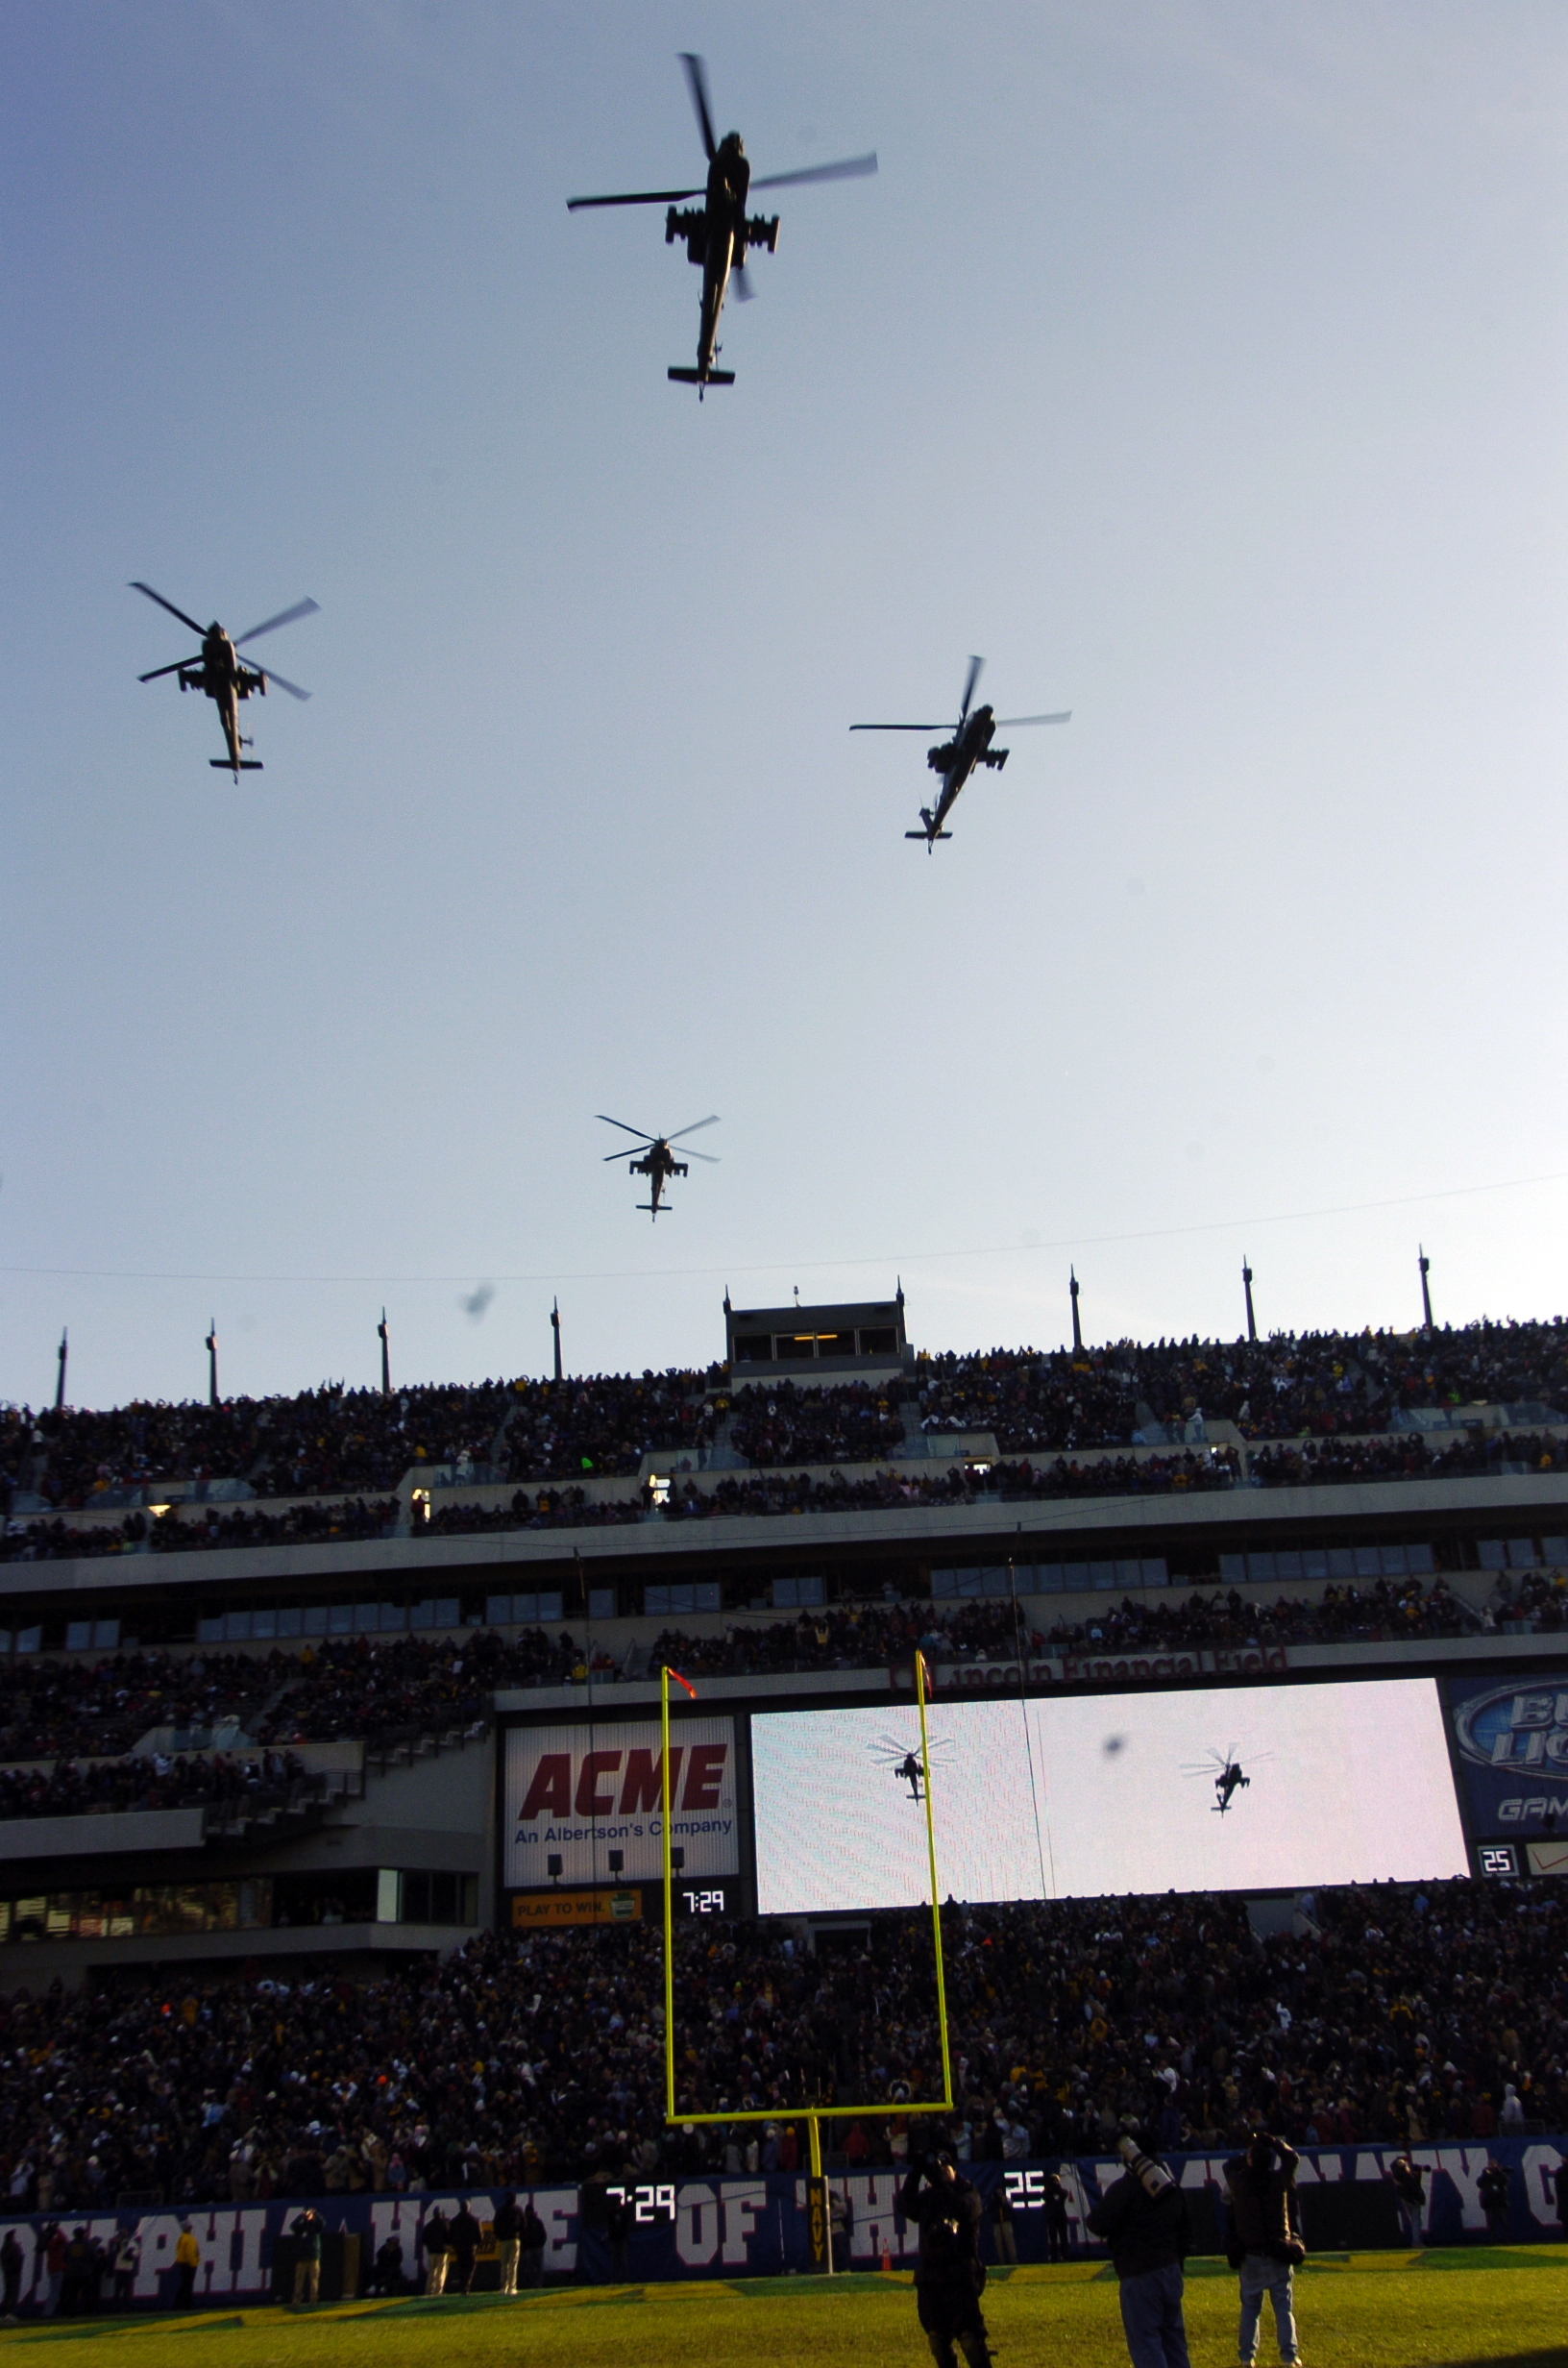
left=668, top=1666, right=698, bottom=1699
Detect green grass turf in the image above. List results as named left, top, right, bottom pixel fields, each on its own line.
left=3, top=2255, right=1565, bottom=2368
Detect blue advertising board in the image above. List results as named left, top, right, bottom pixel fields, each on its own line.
left=0, top=2140, right=1563, bottom=2313
left=1447, top=1669, right=1568, bottom=1837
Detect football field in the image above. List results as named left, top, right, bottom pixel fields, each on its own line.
left=1, top=2255, right=1564, bottom=2368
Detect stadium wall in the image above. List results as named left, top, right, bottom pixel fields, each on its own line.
left=1, top=2140, right=1564, bottom=2309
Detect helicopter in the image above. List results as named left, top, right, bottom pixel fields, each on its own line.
left=131, top=582, right=316, bottom=780
left=866, top=1731, right=955, bottom=1802
left=1181, top=1743, right=1274, bottom=1814
left=568, top=54, right=877, bottom=395
left=598, top=1113, right=720, bottom=1220
left=851, top=655, right=1071, bottom=848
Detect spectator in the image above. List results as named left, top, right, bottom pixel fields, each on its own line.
left=518, top=2197, right=547, bottom=2288
left=449, top=2200, right=481, bottom=2295
left=290, top=2208, right=322, bottom=2306
left=1477, top=2159, right=1509, bottom=2242
left=422, top=2206, right=451, bottom=2297
left=1224, top=2133, right=1303, bottom=2368
left=492, top=2191, right=522, bottom=2296
left=1043, top=2171, right=1071, bottom=2262
left=1, top=2228, right=24, bottom=2320
left=1386, top=2153, right=1425, bottom=2249
left=899, top=2154, right=991, bottom=2368
left=173, top=2220, right=199, bottom=2307
left=110, top=2230, right=139, bottom=2309
left=1088, top=2139, right=1191, bottom=2368
left=988, top=2181, right=1017, bottom=2266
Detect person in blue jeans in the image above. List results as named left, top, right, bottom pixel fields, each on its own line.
left=1087, top=2139, right=1191, bottom=2368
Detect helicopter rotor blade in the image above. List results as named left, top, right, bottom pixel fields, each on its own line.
left=138, top=657, right=200, bottom=682
left=567, top=185, right=703, bottom=210
left=679, top=51, right=717, bottom=160
left=235, top=598, right=319, bottom=647
left=732, top=261, right=754, bottom=302
left=850, top=723, right=943, bottom=732
left=667, top=1116, right=720, bottom=1143
left=994, top=710, right=1072, bottom=728
left=752, top=153, right=878, bottom=191
left=680, top=1148, right=721, bottom=1164
left=603, top=1145, right=651, bottom=1161
left=129, top=581, right=208, bottom=638
left=257, top=668, right=311, bottom=702
left=597, top=1115, right=660, bottom=1143
left=958, top=654, right=983, bottom=727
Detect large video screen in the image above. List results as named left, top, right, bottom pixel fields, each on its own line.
left=751, top=1678, right=1467, bottom=1912
left=502, top=1716, right=739, bottom=1890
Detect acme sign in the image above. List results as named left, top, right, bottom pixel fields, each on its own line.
left=502, top=1716, right=740, bottom=1889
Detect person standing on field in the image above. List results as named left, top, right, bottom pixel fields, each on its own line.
left=290, top=2208, right=322, bottom=2306
left=899, top=2153, right=992, bottom=2368
left=987, top=2183, right=1017, bottom=2265
left=173, top=2221, right=200, bottom=2308
left=1224, top=2132, right=1304, bottom=2368
left=1478, top=2160, right=1509, bottom=2243
left=422, top=2206, right=451, bottom=2296
left=1086, top=2136, right=1191, bottom=2368
left=492, top=2191, right=522, bottom=2295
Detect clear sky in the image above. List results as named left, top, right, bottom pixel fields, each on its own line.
left=3, top=2, right=1566, bottom=1410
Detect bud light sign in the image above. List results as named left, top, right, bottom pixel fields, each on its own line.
left=1449, top=1674, right=1568, bottom=1832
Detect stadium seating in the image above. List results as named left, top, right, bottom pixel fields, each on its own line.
left=0, top=1876, right=1559, bottom=2210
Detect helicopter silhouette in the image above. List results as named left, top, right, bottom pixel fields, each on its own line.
left=131, top=582, right=316, bottom=780
left=1181, top=1743, right=1275, bottom=1814
left=867, top=1731, right=955, bottom=1802
left=598, top=1114, right=719, bottom=1220
left=568, top=54, right=876, bottom=395
left=851, top=655, right=1070, bottom=848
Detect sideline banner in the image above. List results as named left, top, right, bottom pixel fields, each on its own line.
left=1, top=2141, right=1563, bottom=2312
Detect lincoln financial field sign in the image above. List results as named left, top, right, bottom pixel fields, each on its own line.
left=502, top=1717, right=740, bottom=1889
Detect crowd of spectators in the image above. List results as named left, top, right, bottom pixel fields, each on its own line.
left=3, top=1499, right=402, bottom=1563
left=0, top=1750, right=306, bottom=1822
left=5, top=1320, right=1562, bottom=1528
left=254, top=1631, right=577, bottom=1748
left=499, top=1373, right=717, bottom=1484
left=0, top=1651, right=282, bottom=1762
left=1039, top=1576, right=1480, bottom=1659
left=918, top=1318, right=1568, bottom=1454
left=1252, top=1432, right=1568, bottom=1488
left=727, top=1381, right=907, bottom=1468
left=0, top=1876, right=1562, bottom=2216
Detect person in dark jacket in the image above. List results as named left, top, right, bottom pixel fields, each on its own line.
left=422, top=2206, right=451, bottom=2296
left=987, top=2183, right=1017, bottom=2266
left=1, top=2227, right=25, bottom=2319
left=605, top=2190, right=633, bottom=2283
left=1087, top=2137, right=1191, bottom=2368
left=1225, top=2133, right=1304, bottom=2366
left=519, top=2199, right=547, bottom=2288
left=1478, top=2160, right=1509, bottom=2241
left=1386, top=2153, right=1425, bottom=2250
left=899, top=2154, right=992, bottom=2368
left=1043, top=2170, right=1072, bottom=2261
left=450, top=2201, right=481, bottom=2295
left=492, top=2192, right=522, bottom=2296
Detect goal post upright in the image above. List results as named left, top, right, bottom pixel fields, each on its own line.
left=660, top=1653, right=955, bottom=2171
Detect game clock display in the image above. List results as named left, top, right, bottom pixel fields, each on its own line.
left=676, top=1885, right=729, bottom=1916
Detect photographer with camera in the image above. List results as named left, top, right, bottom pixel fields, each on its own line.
left=1224, top=2131, right=1304, bottom=2368
left=1086, top=2135, right=1192, bottom=2368
left=899, top=2151, right=992, bottom=2368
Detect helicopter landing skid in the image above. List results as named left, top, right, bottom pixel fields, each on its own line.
left=212, top=758, right=263, bottom=769
left=669, top=367, right=735, bottom=387
left=906, top=829, right=952, bottom=840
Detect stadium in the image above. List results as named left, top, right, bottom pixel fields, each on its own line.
left=1, top=1289, right=1566, bottom=2348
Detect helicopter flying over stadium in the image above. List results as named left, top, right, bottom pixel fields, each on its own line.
left=1183, top=1743, right=1274, bottom=1813
left=131, top=582, right=316, bottom=780
left=567, top=53, right=877, bottom=395
left=851, top=655, right=1071, bottom=848
left=598, top=1114, right=720, bottom=1221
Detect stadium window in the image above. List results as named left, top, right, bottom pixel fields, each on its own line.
left=733, top=1332, right=773, bottom=1363
left=1141, top=1557, right=1168, bottom=1587
left=1246, top=1553, right=1276, bottom=1584
left=225, top=1610, right=252, bottom=1642
left=329, top=1604, right=355, bottom=1635
left=1276, top=1550, right=1302, bottom=1583
left=1507, top=1539, right=1538, bottom=1569
left=354, top=1601, right=379, bottom=1635
left=858, top=1325, right=898, bottom=1355
left=303, top=1606, right=330, bottom=1636
left=197, top=1615, right=225, bottom=1645
left=432, top=1598, right=460, bottom=1629
left=252, top=1608, right=278, bottom=1640
left=92, top=1618, right=119, bottom=1650
left=1114, top=1560, right=1142, bottom=1589
left=930, top=1571, right=957, bottom=1599
left=1354, top=1545, right=1381, bottom=1578
left=1218, top=1555, right=1247, bottom=1584
left=14, top=1628, right=41, bottom=1657
left=1544, top=1537, right=1568, bottom=1565
left=376, top=1870, right=399, bottom=1924
left=587, top=1588, right=616, bottom=1621
left=1327, top=1547, right=1356, bottom=1579
left=1090, top=1562, right=1117, bottom=1591
left=486, top=1593, right=513, bottom=1627
left=276, top=1607, right=302, bottom=1639
left=0, top=1633, right=10, bottom=1658
left=1061, top=1563, right=1090, bottom=1591
left=409, top=1599, right=435, bottom=1630
left=536, top=1592, right=563, bottom=1622
left=1035, top=1564, right=1064, bottom=1592
left=1477, top=1541, right=1507, bottom=1570
left=65, top=1620, right=92, bottom=1652
left=1381, top=1545, right=1408, bottom=1576
left=1302, top=1550, right=1329, bottom=1581
left=379, top=1603, right=405, bottom=1633
left=1408, top=1542, right=1435, bottom=1573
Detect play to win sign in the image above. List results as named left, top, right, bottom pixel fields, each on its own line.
left=502, top=1715, right=740, bottom=1889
